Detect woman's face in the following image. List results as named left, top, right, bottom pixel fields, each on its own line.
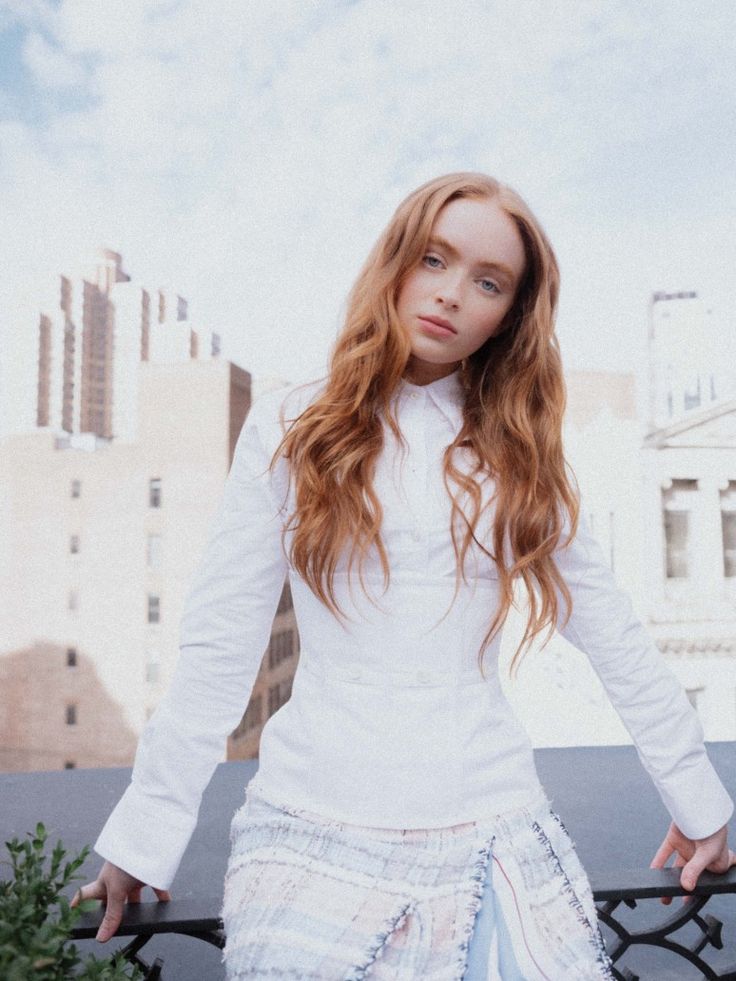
left=397, top=196, right=527, bottom=385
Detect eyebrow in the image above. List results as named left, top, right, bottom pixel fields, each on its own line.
left=427, top=235, right=518, bottom=285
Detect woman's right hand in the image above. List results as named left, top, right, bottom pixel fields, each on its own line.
left=70, top=860, right=172, bottom=942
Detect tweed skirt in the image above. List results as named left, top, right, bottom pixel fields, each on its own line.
left=221, top=782, right=613, bottom=980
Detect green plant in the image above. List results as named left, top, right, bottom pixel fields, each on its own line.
left=0, top=822, right=143, bottom=980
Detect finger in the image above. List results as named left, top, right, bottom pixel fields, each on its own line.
left=71, top=881, right=106, bottom=908
left=681, top=852, right=711, bottom=892
left=650, top=841, right=675, bottom=869
left=128, top=887, right=143, bottom=904
left=659, top=854, right=685, bottom=905
left=153, top=888, right=172, bottom=902
left=96, top=893, right=125, bottom=944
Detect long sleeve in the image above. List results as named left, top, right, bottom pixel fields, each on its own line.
left=94, top=390, right=289, bottom=889
left=554, top=506, right=733, bottom=840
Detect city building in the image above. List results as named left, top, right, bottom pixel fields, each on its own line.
left=0, top=250, right=299, bottom=771
left=35, top=248, right=221, bottom=443
left=647, top=290, right=736, bottom=430
left=227, top=582, right=300, bottom=761
left=506, top=296, right=736, bottom=747
left=4, top=263, right=734, bottom=769
left=641, top=396, right=736, bottom=737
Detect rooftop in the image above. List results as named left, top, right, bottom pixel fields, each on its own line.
left=3, top=744, right=735, bottom=979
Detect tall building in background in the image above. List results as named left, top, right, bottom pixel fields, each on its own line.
left=647, top=290, right=736, bottom=430
left=0, top=251, right=299, bottom=772
left=35, top=248, right=221, bottom=443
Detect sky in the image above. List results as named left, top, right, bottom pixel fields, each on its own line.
left=0, top=0, right=734, bottom=435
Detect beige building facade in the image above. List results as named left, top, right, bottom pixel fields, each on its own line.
left=641, top=398, right=736, bottom=737
left=1, top=355, right=298, bottom=771
left=505, top=322, right=736, bottom=747
left=0, top=247, right=301, bottom=772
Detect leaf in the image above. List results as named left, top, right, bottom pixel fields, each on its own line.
left=1, top=827, right=142, bottom=976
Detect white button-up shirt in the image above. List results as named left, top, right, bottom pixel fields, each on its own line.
left=95, top=370, right=733, bottom=890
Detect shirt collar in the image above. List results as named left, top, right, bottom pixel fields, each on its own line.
left=398, top=369, right=465, bottom=431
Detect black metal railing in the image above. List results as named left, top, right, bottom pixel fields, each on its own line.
left=593, top=868, right=736, bottom=980
left=5, top=747, right=735, bottom=979
left=69, top=868, right=736, bottom=980
left=71, top=900, right=224, bottom=980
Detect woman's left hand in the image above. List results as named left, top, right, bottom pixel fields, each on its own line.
left=650, top=821, right=736, bottom=904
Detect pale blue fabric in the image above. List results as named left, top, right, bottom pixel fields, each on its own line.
left=464, top=855, right=524, bottom=980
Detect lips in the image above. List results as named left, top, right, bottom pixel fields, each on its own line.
left=418, top=315, right=457, bottom=334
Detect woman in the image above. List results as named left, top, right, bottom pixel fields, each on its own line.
left=75, top=173, right=734, bottom=979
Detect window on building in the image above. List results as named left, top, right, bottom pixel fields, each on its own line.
left=146, top=649, right=160, bottom=683
left=68, top=590, right=78, bottom=611
left=149, top=477, right=162, bottom=508
left=70, top=534, right=79, bottom=554
left=71, top=479, right=81, bottom=499
left=683, top=377, right=701, bottom=412
left=246, top=693, right=263, bottom=731
left=146, top=533, right=162, bottom=571
left=233, top=694, right=264, bottom=739
left=64, top=761, right=76, bottom=769
left=721, top=481, right=736, bottom=578
left=662, top=480, right=698, bottom=579
left=268, top=630, right=295, bottom=670
left=147, top=594, right=160, bottom=624
left=267, top=678, right=293, bottom=718
left=66, top=647, right=77, bottom=667
left=66, top=704, right=77, bottom=725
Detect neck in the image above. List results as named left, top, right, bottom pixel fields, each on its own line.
left=403, top=359, right=460, bottom=387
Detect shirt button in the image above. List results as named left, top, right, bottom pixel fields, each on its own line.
left=410, top=392, right=419, bottom=400
left=348, top=670, right=362, bottom=682
left=417, top=671, right=431, bottom=684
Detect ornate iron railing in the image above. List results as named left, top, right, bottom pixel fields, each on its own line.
left=71, top=868, right=736, bottom=980
left=594, top=868, right=736, bottom=980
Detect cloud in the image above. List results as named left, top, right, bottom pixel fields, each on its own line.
left=1, top=0, right=734, bottom=436
left=22, top=30, right=87, bottom=88
left=0, top=0, right=58, bottom=34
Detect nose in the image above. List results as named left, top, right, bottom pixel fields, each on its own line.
left=434, top=270, right=462, bottom=309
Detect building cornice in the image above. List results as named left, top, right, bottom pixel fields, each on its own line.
left=644, top=397, right=736, bottom=448
left=657, top=637, right=736, bottom=656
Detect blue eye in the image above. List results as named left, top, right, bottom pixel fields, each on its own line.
left=479, top=278, right=499, bottom=294
left=422, top=254, right=442, bottom=268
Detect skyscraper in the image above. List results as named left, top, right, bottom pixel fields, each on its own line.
left=35, top=248, right=221, bottom=442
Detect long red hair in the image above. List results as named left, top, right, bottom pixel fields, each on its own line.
left=273, top=172, right=579, bottom=674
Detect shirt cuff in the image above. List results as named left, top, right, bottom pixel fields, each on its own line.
left=94, top=782, right=197, bottom=891
left=652, top=751, right=734, bottom=841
